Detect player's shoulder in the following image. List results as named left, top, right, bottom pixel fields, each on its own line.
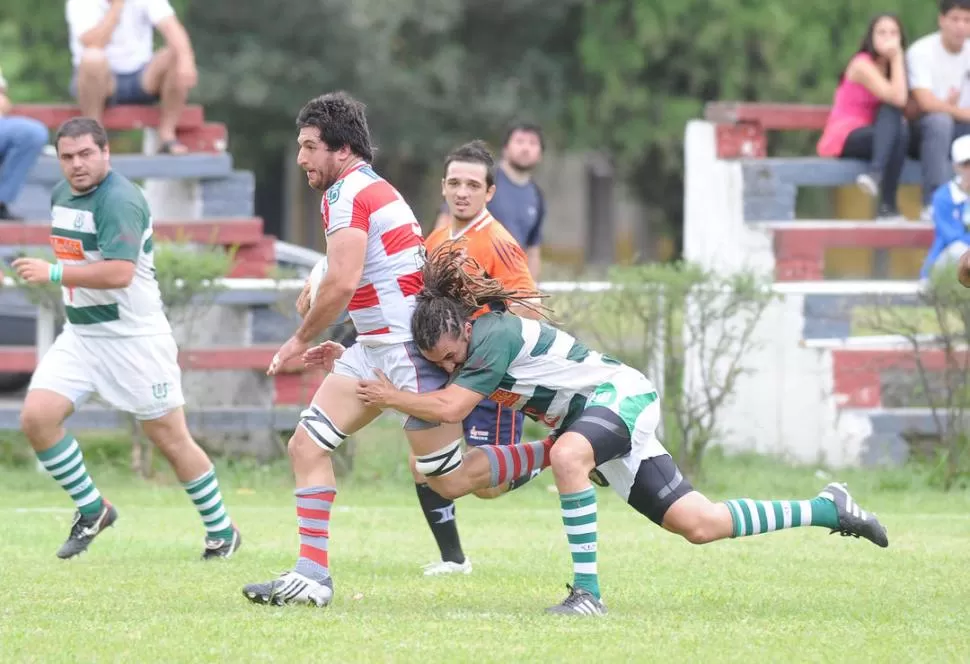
left=50, top=179, right=71, bottom=203
left=101, top=171, right=148, bottom=206
left=470, top=311, right=523, bottom=347
left=482, top=216, right=521, bottom=245
left=424, top=225, right=449, bottom=251
left=324, top=163, right=394, bottom=206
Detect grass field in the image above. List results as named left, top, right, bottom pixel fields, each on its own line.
left=2, top=433, right=970, bottom=663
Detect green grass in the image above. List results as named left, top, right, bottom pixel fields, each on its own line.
left=1, top=443, right=969, bottom=663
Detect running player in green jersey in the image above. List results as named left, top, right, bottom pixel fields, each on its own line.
left=13, top=118, right=241, bottom=560
left=352, top=243, right=889, bottom=616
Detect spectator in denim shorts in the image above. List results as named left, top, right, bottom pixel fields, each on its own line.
left=67, top=0, right=198, bottom=154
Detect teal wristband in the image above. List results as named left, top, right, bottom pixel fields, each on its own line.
left=49, top=263, right=63, bottom=284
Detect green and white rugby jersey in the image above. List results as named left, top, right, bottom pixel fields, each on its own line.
left=453, top=312, right=650, bottom=432
left=49, top=171, right=170, bottom=337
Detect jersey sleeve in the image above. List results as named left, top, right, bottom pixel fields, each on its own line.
left=485, top=231, right=536, bottom=294
left=66, top=0, right=103, bottom=38
left=97, top=196, right=149, bottom=262
left=453, top=314, right=524, bottom=395
left=323, top=183, right=369, bottom=236
left=145, top=0, right=176, bottom=25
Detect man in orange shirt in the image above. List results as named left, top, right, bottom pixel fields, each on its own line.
left=416, top=140, right=542, bottom=576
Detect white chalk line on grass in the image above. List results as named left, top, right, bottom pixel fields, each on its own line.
left=4, top=506, right=970, bottom=520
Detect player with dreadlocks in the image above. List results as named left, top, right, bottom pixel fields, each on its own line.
left=353, top=242, right=890, bottom=616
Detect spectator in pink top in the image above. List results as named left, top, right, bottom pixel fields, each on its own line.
left=818, top=14, right=910, bottom=220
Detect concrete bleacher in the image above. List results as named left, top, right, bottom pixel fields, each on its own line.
left=0, top=104, right=312, bottom=457
left=683, top=108, right=949, bottom=469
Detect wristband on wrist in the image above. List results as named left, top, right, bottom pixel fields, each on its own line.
left=49, top=263, right=63, bottom=284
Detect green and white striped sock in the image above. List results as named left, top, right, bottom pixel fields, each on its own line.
left=36, top=434, right=103, bottom=516
left=183, top=468, right=234, bottom=540
left=560, top=486, right=600, bottom=599
left=723, top=497, right=839, bottom=537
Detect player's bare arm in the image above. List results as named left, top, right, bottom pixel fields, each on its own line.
left=268, top=227, right=365, bottom=375
left=12, top=257, right=134, bottom=289
left=357, top=370, right=484, bottom=424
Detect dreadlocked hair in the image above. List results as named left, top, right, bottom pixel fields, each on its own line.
left=411, top=240, right=548, bottom=351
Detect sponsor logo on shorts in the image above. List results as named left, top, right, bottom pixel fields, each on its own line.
left=489, top=388, right=518, bottom=408
left=152, top=382, right=170, bottom=400
left=468, top=426, right=491, bottom=442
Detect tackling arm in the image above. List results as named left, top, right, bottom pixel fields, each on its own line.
left=380, top=382, right=484, bottom=424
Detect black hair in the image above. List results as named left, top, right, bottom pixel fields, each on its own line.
left=411, top=241, right=546, bottom=351
left=941, top=0, right=970, bottom=16
left=839, top=13, right=907, bottom=82
left=55, top=117, right=107, bottom=152
left=296, top=91, right=374, bottom=162
left=502, top=122, right=544, bottom=151
left=443, top=140, right=496, bottom=188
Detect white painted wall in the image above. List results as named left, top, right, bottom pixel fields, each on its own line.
left=681, top=120, right=875, bottom=467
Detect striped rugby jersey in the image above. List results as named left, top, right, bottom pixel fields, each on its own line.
left=49, top=171, right=170, bottom=337
left=321, top=163, right=424, bottom=344
left=452, top=312, right=639, bottom=432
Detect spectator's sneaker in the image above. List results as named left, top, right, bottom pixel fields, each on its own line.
left=818, top=482, right=889, bottom=548
left=56, top=500, right=118, bottom=559
left=242, top=571, right=333, bottom=607
left=422, top=557, right=473, bottom=576
left=545, top=585, right=607, bottom=616
left=856, top=172, right=880, bottom=198
left=202, top=525, right=242, bottom=560
left=876, top=204, right=905, bottom=222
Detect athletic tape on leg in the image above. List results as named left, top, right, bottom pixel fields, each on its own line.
left=414, top=440, right=463, bottom=477
left=299, top=405, right=347, bottom=451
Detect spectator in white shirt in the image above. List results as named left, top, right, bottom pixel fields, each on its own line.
left=907, top=0, right=970, bottom=218
left=66, top=0, right=197, bottom=154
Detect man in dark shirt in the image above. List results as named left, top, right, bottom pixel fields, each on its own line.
left=436, top=122, right=545, bottom=275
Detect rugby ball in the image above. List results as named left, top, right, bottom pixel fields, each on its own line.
left=308, top=256, right=328, bottom=306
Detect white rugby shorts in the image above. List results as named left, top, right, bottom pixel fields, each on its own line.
left=29, top=328, right=185, bottom=421
left=331, top=340, right=449, bottom=430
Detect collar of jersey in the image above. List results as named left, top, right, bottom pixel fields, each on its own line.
left=450, top=209, right=492, bottom=239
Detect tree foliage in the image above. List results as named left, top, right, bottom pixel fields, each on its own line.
left=568, top=1, right=936, bottom=249
left=0, top=0, right=946, bottom=251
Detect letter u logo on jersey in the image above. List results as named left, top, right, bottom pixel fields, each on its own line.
left=152, top=383, right=169, bottom=400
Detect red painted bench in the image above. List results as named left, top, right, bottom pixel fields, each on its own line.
left=10, top=104, right=226, bottom=153
left=833, top=347, right=967, bottom=408
left=0, top=218, right=275, bottom=277
left=769, top=222, right=933, bottom=281
left=704, top=102, right=831, bottom=159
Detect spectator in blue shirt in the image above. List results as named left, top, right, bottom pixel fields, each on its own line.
left=921, top=134, right=970, bottom=278
left=435, top=122, right=545, bottom=275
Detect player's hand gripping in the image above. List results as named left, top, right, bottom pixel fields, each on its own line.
left=302, top=340, right=345, bottom=372
left=12, top=257, right=54, bottom=284
left=268, top=335, right=310, bottom=376
left=356, top=369, right=396, bottom=408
